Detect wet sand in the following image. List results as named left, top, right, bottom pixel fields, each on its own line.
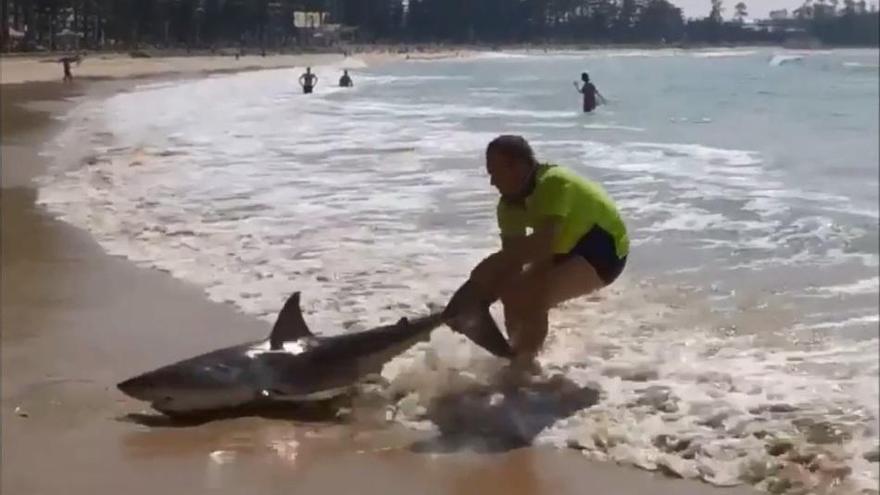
left=1, top=63, right=757, bottom=495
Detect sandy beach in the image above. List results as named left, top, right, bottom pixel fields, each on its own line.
left=0, top=54, right=761, bottom=494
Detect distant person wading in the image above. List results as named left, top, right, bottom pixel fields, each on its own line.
left=339, top=70, right=353, bottom=88
left=299, top=67, right=318, bottom=94
left=59, top=55, right=80, bottom=82
left=574, top=72, right=606, bottom=113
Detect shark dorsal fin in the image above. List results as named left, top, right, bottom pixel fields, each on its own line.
left=269, top=291, right=313, bottom=350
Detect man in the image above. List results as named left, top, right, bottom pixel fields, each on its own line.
left=299, top=67, right=318, bottom=94
left=574, top=72, right=607, bottom=113
left=456, top=135, right=629, bottom=370
left=339, top=69, right=353, bottom=88
left=59, top=54, right=79, bottom=82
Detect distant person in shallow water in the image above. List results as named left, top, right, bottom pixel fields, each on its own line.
left=299, top=67, right=318, bottom=94
left=574, top=72, right=606, bottom=113
left=339, top=70, right=353, bottom=88
left=59, top=55, right=80, bottom=82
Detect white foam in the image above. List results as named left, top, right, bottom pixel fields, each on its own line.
left=470, top=51, right=531, bottom=60
left=692, top=50, right=759, bottom=58
left=843, top=62, right=880, bottom=70
left=769, top=54, right=805, bottom=67
left=811, top=277, right=880, bottom=297
left=792, top=314, right=880, bottom=332
left=582, top=124, right=646, bottom=132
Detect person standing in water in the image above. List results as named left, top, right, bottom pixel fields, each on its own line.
left=59, top=54, right=79, bottom=82
left=299, top=67, right=318, bottom=94
left=339, top=70, right=353, bottom=88
left=574, top=72, right=606, bottom=113
left=453, top=135, right=629, bottom=372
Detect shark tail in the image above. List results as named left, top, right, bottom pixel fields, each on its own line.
left=441, top=280, right=514, bottom=359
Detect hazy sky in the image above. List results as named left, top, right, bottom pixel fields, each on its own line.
left=673, top=0, right=805, bottom=19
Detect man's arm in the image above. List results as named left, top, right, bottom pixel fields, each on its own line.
left=595, top=87, right=608, bottom=104
left=470, top=218, right=559, bottom=290
left=500, top=218, right=560, bottom=265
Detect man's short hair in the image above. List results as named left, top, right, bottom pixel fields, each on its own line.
left=486, top=135, right=537, bottom=167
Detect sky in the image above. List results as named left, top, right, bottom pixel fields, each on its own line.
left=673, top=0, right=806, bottom=19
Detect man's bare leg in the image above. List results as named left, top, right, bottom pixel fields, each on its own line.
left=500, top=256, right=606, bottom=366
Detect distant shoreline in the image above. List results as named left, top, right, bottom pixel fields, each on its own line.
left=4, top=41, right=873, bottom=85
left=2, top=39, right=877, bottom=61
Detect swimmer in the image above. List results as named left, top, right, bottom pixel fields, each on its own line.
left=573, top=72, right=607, bottom=112
left=339, top=69, right=353, bottom=87
left=299, top=67, right=318, bottom=94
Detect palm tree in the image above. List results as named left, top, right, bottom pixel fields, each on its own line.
left=734, top=1, right=747, bottom=22
left=709, top=0, right=724, bottom=23
left=794, top=0, right=814, bottom=19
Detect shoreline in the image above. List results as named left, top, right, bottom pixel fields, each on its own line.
left=0, top=52, right=377, bottom=86
left=4, top=43, right=874, bottom=84
left=0, top=57, right=759, bottom=494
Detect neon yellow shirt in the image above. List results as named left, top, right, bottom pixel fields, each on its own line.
left=496, top=164, right=629, bottom=258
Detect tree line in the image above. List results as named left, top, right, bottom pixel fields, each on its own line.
left=2, top=0, right=877, bottom=53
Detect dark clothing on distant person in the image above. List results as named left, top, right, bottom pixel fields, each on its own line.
left=582, top=83, right=597, bottom=112
left=62, top=59, right=73, bottom=82
left=300, top=71, right=318, bottom=94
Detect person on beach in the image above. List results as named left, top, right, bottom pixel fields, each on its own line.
left=459, top=135, right=628, bottom=372
left=59, top=55, right=78, bottom=82
left=574, top=72, right=606, bottom=113
left=299, top=67, right=318, bottom=94
left=339, top=70, right=353, bottom=88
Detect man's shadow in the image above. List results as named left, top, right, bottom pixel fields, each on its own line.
left=409, top=374, right=600, bottom=454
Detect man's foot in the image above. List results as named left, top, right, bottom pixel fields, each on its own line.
left=496, top=356, right=542, bottom=388
left=511, top=355, right=542, bottom=375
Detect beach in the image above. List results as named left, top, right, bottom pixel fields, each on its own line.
left=0, top=53, right=773, bottom=495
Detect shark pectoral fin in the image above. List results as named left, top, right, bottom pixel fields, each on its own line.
left=448, top=306, right=514, bottom=359
left=269, top=291, right=314, bottom=350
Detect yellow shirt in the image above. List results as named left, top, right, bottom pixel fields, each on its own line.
left=496, top=164, right=629, bottom=258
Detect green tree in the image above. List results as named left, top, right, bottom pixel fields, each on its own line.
left=635, top=0, right=683, bottom=41
left=709, top=0, right=724, bottom=22
left=734, top=1, right=747, bottom=22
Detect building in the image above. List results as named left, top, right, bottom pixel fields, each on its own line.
left=769, top=9, right=789, bottom=20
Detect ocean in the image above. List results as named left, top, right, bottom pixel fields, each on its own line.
left=37, top=48, right=879, bottom=492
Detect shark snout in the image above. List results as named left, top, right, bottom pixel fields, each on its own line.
left=117, top=375, right=158, bottom=401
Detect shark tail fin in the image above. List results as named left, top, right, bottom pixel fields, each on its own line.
left=442, top=280, right=514, bottom=359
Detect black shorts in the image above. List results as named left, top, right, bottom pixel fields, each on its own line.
left=554, top=226, right=627, bottom=285
left=303, top=85, right=314, bottom=94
